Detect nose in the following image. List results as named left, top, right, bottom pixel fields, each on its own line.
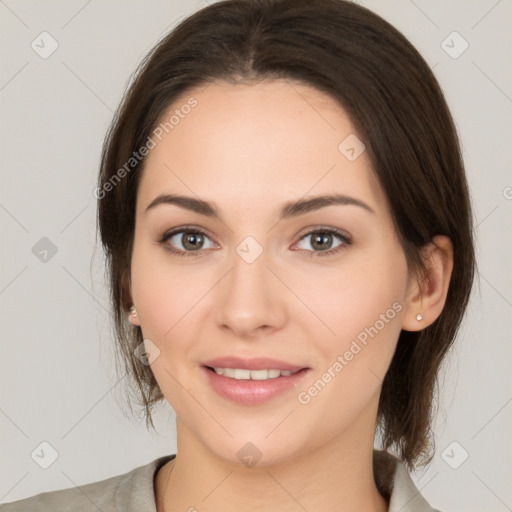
left=214, top=245, right=287, bottom=338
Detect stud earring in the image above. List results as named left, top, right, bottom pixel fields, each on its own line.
left=129, top=306, right=137, bottom=318
left=416, top=313, right=423, bottom=321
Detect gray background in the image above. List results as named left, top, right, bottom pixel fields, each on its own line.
left=0, top=0, right=511, bottom=510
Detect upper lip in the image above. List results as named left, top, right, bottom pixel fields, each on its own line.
left=202, top=357, right=307, bottom=372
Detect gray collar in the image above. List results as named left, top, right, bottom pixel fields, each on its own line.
left=116, top=450, right=439, bottom=512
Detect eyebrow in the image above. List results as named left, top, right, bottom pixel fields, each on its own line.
left=144, top=193, right=375, bottom=219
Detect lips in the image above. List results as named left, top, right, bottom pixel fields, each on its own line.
left=202, top=356, right=310, bottom=405
left=202, top=356, right=305, bottom=372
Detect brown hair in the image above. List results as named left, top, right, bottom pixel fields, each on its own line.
left=96, top=0, right=475, bottom=468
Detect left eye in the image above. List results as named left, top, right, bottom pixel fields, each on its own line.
left=294, top=229, right=350, bottom=255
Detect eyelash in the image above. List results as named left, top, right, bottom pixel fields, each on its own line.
left=158, top=225, right=352, bottom=259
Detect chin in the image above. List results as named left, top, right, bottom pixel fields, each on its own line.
left=194, top=423, right=316, bottom=469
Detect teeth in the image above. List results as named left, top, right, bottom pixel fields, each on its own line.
left=234, top=369, right=251, bottom=379
left=250, top=369, right=271, bottom=380
left=212, top=367, right=296, bottom=380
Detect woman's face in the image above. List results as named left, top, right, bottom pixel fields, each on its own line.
left=129, top=79, right=414, bottom=465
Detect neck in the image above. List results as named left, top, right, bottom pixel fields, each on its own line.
left=156, top=404, right=388, bottom=512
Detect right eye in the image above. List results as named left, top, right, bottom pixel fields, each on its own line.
left=159, top=227, right=217, bottom=258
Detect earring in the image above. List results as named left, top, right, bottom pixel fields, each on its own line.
left=129, top=305, right=137, bottom=318
left=416, top=313, right=423, bottom=321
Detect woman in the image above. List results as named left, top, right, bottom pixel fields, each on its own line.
left=0, top=0, right=475, bottom=510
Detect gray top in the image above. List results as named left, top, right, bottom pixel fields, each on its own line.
left=0, top=450, right=440, bottom=511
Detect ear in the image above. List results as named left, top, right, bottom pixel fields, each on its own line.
left=128, top=306, right=141, bottom=327
left=402, top=235, right=454, bottom=332
left=122, top=266, right=141, bottom=327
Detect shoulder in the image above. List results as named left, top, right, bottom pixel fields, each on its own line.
left=0, top=455, right=174, bottom=512
left=373, top=450, right=442, bottom=512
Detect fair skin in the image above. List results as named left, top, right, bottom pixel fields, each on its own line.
left=128, top=79, right=453, bottom=512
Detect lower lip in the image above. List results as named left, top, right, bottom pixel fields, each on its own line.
left=202, top=366, right=310, bottom=405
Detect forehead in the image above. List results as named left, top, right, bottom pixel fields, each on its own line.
left=137, top=79, right=386, bottom=216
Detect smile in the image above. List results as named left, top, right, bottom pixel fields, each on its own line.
left=208, top=367, right=298, bottom=380
left=203, top=364, right=310, bottom=405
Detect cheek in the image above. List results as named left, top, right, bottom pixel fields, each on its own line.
left=293, top=263, right=406, bottom=431
left=300, top=244, right=408, bottom=408
left=130, top=237, right=208, bottom=337
left=129, top=243, right=204, bottom=407
left=309, top=250, right=407, bottom=344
